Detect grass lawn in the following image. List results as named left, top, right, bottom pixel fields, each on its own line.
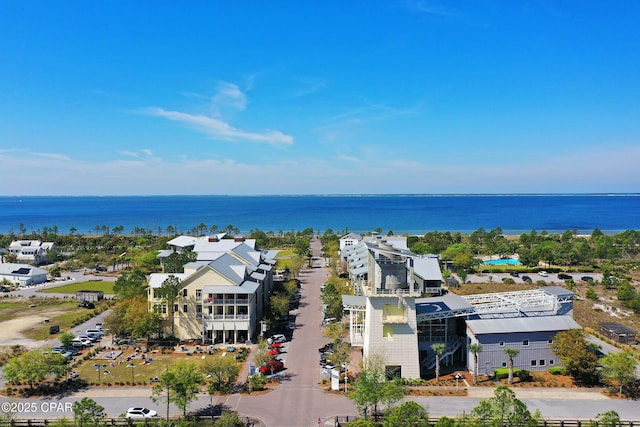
left=0, top=297, right=107, bottom=341
left=38, top=281, right=115, bottom=295
left=74, top=348, right=242, bottom=386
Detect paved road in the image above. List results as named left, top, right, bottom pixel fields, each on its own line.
left=230, top=237, right=358, bottom=426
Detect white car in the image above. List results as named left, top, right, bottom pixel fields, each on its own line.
left=267, top=334, right=286, bottom=344
left=539, top=271, right=548, bottom=277
left=125, top=408, right=158, bottom=419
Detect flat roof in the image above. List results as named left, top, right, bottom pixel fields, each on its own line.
left=466, top=315, right=581, bottom=335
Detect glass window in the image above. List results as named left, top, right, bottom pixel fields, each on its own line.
left=183, top=304, right=188, bottom=313
left=183, top=289, right=188, bottom=297
left=539, top=360, right=545, bottom=366
left=531, top=360, right=537, bottom=366
left=499, top=341, right=505, bottom=346
left=523, top=339, right=529, bottom=346
left=383, top=325, right=393, bottom=338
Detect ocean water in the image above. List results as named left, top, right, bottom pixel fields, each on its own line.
left=0, top=194, right=639, bottom=236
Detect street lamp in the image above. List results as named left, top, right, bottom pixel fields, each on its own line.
left=94, top=363, right=107, bottom=384
left=127, top=363, right=136, bottom=384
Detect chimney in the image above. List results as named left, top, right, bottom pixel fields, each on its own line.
left=208, top=236, right=219, bottom=242
left=234, top=236, right=245, bottom=242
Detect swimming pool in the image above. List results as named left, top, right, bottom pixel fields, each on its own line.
left=483, top=258, right=522, bottom=266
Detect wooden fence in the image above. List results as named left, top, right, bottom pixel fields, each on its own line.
left=334, top=416, right=640, bottom=427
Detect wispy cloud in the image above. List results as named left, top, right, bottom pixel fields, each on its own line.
left=292, top=77, right=328, bottom=98
left=212, top=82, right=248, bottom=110
left=141, top=80, right=293, bottom=146
left=142, top=107, right=293, bottom=145
left=410, top=1, right=457, bottom=17
left=117, top=149, right=155, bottom=159
left=32, top=152, right=71, bottom=161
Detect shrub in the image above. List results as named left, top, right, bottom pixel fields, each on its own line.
left=548, top=366, right=565, bottom=375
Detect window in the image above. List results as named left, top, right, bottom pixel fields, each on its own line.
left=539, top=360, right=545, bottom=366
left=549, top=360, right=554, bottom=365
left=383, top=325, right=394, bottom=338
left=183, top=289, right=188, bottom=297
left=531, top=360, right=537, bottom=366
left=548, top=339, right=553, bottom=344
left=196, top=289, right=202, bottom=300
left=502, top=362, right=507, bottom=367
left=499, top=341, right=505, bottom=347
left=183, top=304, right=188, bottom=313
left=174, top=304, right=178, bottom=313
left=522, top=339, right=529, bottom=346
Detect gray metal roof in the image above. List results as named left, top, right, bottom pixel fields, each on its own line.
left=351, top=265, right=368, bottom=276
left=416, top=294, right=472, bottom=313
left=202, top=281, right=259, bottom=294
left=466, top=315, right=581, bottom=335
left=207, top=253, right=247, bottom=285
left=148, top=273, right=190, bottom=288
left=413, top=256, right=443, bottom=281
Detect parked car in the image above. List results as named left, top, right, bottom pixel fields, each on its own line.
left=0, top=286, right=10, bottom=293
left=125, top=408, right=158, bottom=419
left=71, top=338, right=92, bottom=348
left=538, top=271, right=548, bottom=277
left=77, top=301, right=95, bottom=309
left=522, top=275, right=532, bottom=283
left=558, top=273, right=572, bottom=280
left=581, top=276, right=594, bottom=282
left=259, top=360, right=284, bottom=375
left=267, top=334, right=286, bottom=344
left=509, top=271, right=519, bottom=277
left=85, top=329, right=103, bottom=337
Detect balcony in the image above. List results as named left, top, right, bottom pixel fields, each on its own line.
left=202, top=314, right=250, bottom=321
left=202, top=298, right=249, bottom=305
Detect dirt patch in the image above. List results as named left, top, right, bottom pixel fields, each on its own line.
left=0, top=305, right=72, bottom=347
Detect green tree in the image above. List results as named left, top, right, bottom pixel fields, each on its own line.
left=152, top=361, right=205, bottom=417
left=202, top=354, right=240, bottom=393
left=384, top=401, right=428, bottom=427
left=379, top=379, right=405, bottom=412
left=502, top=348, right=520, bottom=384
left=157, top=274, right=183, bottom=337
left=599, top=352, right=639, bottom=395
left=112, top=270, right=148, bottom=300
left=590, top=411, right=622, bottom=427
left=59, top=332, right=75, bottom=348
left=214, top=410, right=245, bottom=427
left=431, top=343, right=446, bottom=381
left=72, top=398, right=106, bottom=427
left=551, top=329, right=598, bottom=384
left=269, top=293, right=290, bottom=321
left=470, top=385, right=540, bottom=427
left=3, top=348, right=66, bottom=390
left=164, top=249, right=197, bottom=274
left=348, top=354, right=386, bottom=419
left=469, top=343, right=483, bottom=385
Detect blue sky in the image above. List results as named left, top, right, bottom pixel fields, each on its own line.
left=1, top=1, right=639, bottom=195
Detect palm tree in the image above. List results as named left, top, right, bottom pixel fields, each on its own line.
left=503, top=347, right=520, bottom=384
left=469, top=343, right=483, bottom=385
left=431, top=343, right=446, bottom=381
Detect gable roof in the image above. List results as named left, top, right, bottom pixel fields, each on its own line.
left=466, top=315, right=581, bottom=335
left=148, top=273, right=190, bottom=288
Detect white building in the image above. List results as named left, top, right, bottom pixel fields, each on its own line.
left=342, top=237, right=579, bottom=380
left=8, top=240, right=55, bottom=265
left=148, top=236, right=277, bottom=343
left=0, top=263, right=48, bottom=286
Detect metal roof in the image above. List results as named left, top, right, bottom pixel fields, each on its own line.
left=148, top=273, right=190, bottom=288
left=413, top=256, right=443, bottom=281
left=466, top=315, right=581, bottom=335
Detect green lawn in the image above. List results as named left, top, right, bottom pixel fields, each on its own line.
left=38, top=281, right=115, bottom=295
left=73, top=349, right=240, bottom=386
